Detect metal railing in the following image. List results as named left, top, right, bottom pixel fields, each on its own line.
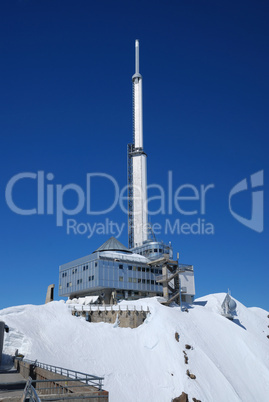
left=17, top=358, right=104, bottom=390
left=22, top=377, right=41, bottom=402
left=68, top=304, right=150, bottom=313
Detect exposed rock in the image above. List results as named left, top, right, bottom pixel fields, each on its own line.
left=172, top=391, right=189, bottom=402
left=192, top=398, right=201, bottom=402
left=186, top=369, right=196, bottom=379
left=185, top=344, right=192, bottom=350
left=175, top=332, right=180, bottom=342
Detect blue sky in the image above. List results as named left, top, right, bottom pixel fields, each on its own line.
left=1, top=0, right=268, bottom=310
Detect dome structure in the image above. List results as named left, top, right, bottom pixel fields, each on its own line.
left=93, top=237, right=132, bottom=254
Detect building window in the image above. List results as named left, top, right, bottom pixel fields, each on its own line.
left=138, top=267, right=141, bottom=272
left=142, top=268, right=145, bottom=272
left=159, top=249, right=163, bottom=253
left=150, top=268, right=154, bottom=273
left=128, top=266, right=132, bottom=271
left=128, top=277, right=132, bottom=282
left=138, top=278, right=141, bottom=283
left=72, top=268, right=77, bottom=274
left=147, top=279, right=150, bottom=284
left=133, top=278, right=137, bottom=283
left=146, top=268, right=149, bottom=273
left=151, top=280, right=154, bottom=285
left=119, top=264, right=123, bottom=269
left=83, top=265, right=88, bottom=271
left=88, top=275, right=94, bottom=281
left=62, top=273, right=65, bottom=278
left=154, top=249, right=158, bottom=252
left=67, top=283, right=69, bottom=288
left=142, top=279, right=145, bottom=284
left=119, top=276, right=123, bottom=282
left=77, top=279, right=82, bottom=285
left=95, top=262, right=98, bottom=267
left=133, top=266, right=137, bottom=271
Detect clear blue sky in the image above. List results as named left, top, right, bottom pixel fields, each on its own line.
left=1, top=0, right=268, bottom=310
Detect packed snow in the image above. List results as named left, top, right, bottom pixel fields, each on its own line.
left=1, top=294, right=269, bottom=402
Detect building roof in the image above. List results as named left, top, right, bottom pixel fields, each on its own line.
left=93, top=236, right=132, bottom=254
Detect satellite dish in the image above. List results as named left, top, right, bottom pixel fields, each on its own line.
left=221, top=292, right=237, bottom=320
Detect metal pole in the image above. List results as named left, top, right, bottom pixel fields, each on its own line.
left=135, top=39, right=139, bottom=74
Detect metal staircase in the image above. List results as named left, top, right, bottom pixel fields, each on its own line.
left=149, top=256, right=193, bottom=306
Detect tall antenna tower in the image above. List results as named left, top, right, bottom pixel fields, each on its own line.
left=128, top=40, right=148, bottom=248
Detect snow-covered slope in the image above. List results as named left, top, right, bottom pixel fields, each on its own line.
left=1, top=294, right=269, bottom=402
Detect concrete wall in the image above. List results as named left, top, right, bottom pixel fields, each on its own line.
left=45, top=284, right=55, bottom=304
left=0, top=321, right=5, bottom=366
left=74, top=309, right=147, bottom=328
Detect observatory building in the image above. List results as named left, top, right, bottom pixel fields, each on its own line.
left=59, top=41, right=195, bottom=305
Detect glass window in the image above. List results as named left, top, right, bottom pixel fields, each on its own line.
left=128, top=277, right=132, bottom=282
left=138, top=278, right=141, bottom=283
left=147, top=279, right=150, bottom=284
left=133, top=278, right=137, bottom=283
left=151, top=280, right=154, bottom=285
left=154, top=249, right=158, bottom=252
left=67, top=283, right=69, bottom=288
left=88, top=275, right=94, bottom=281
left=133, top=266, right=137, bottom=271
left=142, top=267, right=145, bottom=272
left=159, top=249, right=163, bottom=253
left=138, top=267, right=141, bottom=272
left=146, top=268, right=149, bottom=272
left=119, top=276, right=123, bottom=282
left=128, top=266, right=132, bottom=271
left=119, top=264, right=123, bottom=269
left=142, top=279, right=145, bottom=284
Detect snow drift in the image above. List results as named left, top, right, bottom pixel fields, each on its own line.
left=0, top=293, right=269, bottom=402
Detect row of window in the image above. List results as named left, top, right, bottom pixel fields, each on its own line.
left=61, top=262, right=98, bottom=278
left=136, top=248, right=164, bottom=255
left=66, top=275, right=95, bottom=288
left=119, top=277, right=161, bottom=285
left=119, top=265, right=162, bottom=274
